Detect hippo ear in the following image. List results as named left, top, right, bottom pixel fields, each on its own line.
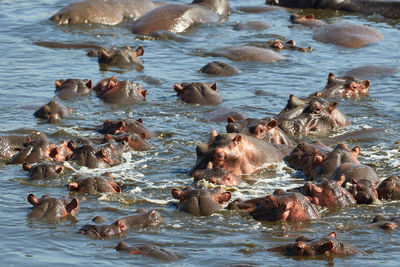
left=28, top=194, right=39, bottom=206
left=328, top=72, right=335, bottom=83
left=173, top=83, right=183, bottom=92
left=316, top=241, right=334, bottom=255
left=112, top=183, right=121, bottom=193
left=55, top=165, right=63, bottom=174
left=232, top=134, right=242, bottom=146
left=22, top=162, right=32, bottom=172
left=136, top=118, right=143, bottom=124
left=210, top=82, right=217, bottom=91
left=313, top=153, right=324, bottom=165
left=136, top=46, right=144, bottom=57
left=55, top=80, right=62, bottom=88
left=217, top=192, right=232, bottom=204
left=100, top=48, right=112, bottom=60
left=337, top=174, right=346, bottom=187
left=85, top=80, right=92, bottom=89
left=67, top=140, right=77, bottom=151
left=69, top=182, right=79, bottom=191
left=116, top=219, right=127, bottom=231
left=140, top=89, right=147, bottom=98
left=254, top=125, right=265, bottom=137
left=305, top=14, right=315, bottom=20
left=65, top=198, right=79, bottom=214
left=267, top=119, right=277, bottom=129
left=328, top=232, right=337, bottom=239
left=286, top=40, right=295, bottom=46
left=328, top=101, right=338, bottom=113
left=310, top=183, right=323, bottom=193
left=363, top=80, right=370, bottom=88
left=140, top=133, right=146, bottom=140
left=171, top=189, right=186, bottom=200
left=227, top=116, right=236, bottom=123
left=211, top=129, right=218, bottom=138
left=351, top=146, right=361, bottom=158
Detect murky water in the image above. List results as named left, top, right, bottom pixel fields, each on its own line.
left=0, top=0, right=399, bottom=266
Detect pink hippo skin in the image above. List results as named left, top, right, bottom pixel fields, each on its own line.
left=191, top=130, right=291, bottom=176
left=132, top=0, right=230, bottom=35
left=50, top=0, right=159, bottom=25
left=268, top=232, right=365, bottom=257
left=27, top=194, right=79, bottom=221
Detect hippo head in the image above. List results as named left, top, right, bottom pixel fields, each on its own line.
left=350, top=178, right=379, bottom=204
left=103, top=133, right=153, bottom=151
left=33, top=100, right=73, bottom=123
left=301, top=178, right=356, bottom=207
left=277, top=95, right=349, bottom=137
left=377, top=175, right=400, bottom=200
left=69, top=175, right=121, bottom=195
left=174, top=82, right=222, bottom=105
left=23, top=162, right=64, bottom=180
left=171, top=186, right=231, bottom=216
left=67, top=142, right=111, bottom=169
left=317, top=72, right=370, bottom=98
left=285, top=141, right=330, bottom=170
left=79, top=220, right=127, bottom=239
left=192, top=166, right=241, bottom=186
left=249, top=192, right=321, bottom=222
left=55, top=78, right=92, bottom=99
left=100, top=118, right=155, bottom=138
left=27, top=194, right=79, bottom=221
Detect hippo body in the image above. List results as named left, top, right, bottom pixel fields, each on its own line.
left=174, top=82, right=222, bottom=105
left=93, top=76, right=146, bottom=105
left=116, top=242, right=179, bottom=261
left=27, top=194, right=79, bottom=221
left=55, top=79, right=92, bottom=99
left=198, top=61, right=241, bottom=76
left=34, top=100, right=74, bottom=123
left=50, top=0, right=159, bottom=25
left=171, top=187, right=231, bottom=216
left=268, top=232, right=365, bottom=257
left=191, top=130, right=291, bottom=176
left=209, top=46, right=285, bottom=62
left=277, top=95, right=350, bottom=137
left=79, top=209, right=164, bottom=238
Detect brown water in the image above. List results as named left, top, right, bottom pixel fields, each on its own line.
left=1, top=0, right=400, bottom=266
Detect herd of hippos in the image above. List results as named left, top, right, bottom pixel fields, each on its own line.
left=5, top=0, right=400, bottom=261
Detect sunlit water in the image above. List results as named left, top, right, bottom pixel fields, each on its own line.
left=0, top=0, right=399, bottom=266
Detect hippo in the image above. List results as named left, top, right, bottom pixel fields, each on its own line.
left=208, top=46, right=285, bottom=62
left=79, top=209, right=164, bottom=239
left=171, top=186, right=231, bottom=216
left=9, top=137, right=52, bottom=164
left=237, top=5, right=283, bottom=13
left=329, top=162, right=379, bottom=204
left=377, top=175, right=400, bottom=200
left=132, top=0, right=230, bottom=35
left=23, top=162, right=64, bottom=180
left=27, top=194, right=79, bottom=221
left=301, top=178, right=356, bottom=207
left=88, top=46, right=144, bottom=70
left=33, top=100, right=74, bottom=123
left=99, top=118, right=156, bottom=138
left=290, top=14, right=326, bottom=27
left=344, top=65, right=398, bottom=80
left=266, top=0, right=400, bottom=19
left=314, top=72, right=370, bottom=98
left=116, top=242, right=179, bottom=261
left=67, top=141, right=118, bottom=169
left=233, top=21, right=270, bottom=31
left=368, top=215, right=400, bottom=231
left=269, top=39, right=314, bottom=52
left=50, top=0, right=159, bottom=25
left=226, top=117, right=293, bottom=146
left=192, top=166, right=242, bottom=186
left=0, top=132, right=49, bottom=161
left=35, top=41, right=103, bottom=50
left=103, top=133, right=153, bottom=151
left=93, top=76, right=146, bottom=105
left=198, top=61, right=241, bottom=76
left=313, top=23, right=383, bottom=49
left=207, top=108, right=247, bottom=123
left=191, top=130, right=291, bottom=176
left=228, top=192, right=321, bottom=222
left=68, top=174, right=121, bottom=194
left=285, top=141, right=332, bottom=171
left=276, top=95, right=350, bottom=137
left=308, top=143, right=360, bottom=181
left=267, top=232, right=365, bottom=257
left=55, top=79, right=92, bottom=100
left=173, top=82, right=222, bottom=105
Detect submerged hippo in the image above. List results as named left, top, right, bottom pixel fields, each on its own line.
left=116, top=242, right=179, bottom=261
left=368, top=215, right=400, bottom=231
left=209, top=46, right=285, bottom=62
left=50, top=0, right=159, bottom=25
left=198, top=61, right=241, bottom=76
left=88, top=46, right=144, bottom=70
left=99, top=118, right=156, bottom=138
left=171, top=186, right=231, bottom=216
left=269, top=39, right=314, bottom=52
left=55, top=79, right=92, bottom=99
left=69, top=174, right=121, bottom=194
left=132, top=0, right=230, bottom=35
left=0, top=132, right=49, bottom=161
left=174, top=82, right=222, bottom=105
left=192, top=166, right=242, bottom=186
left=191, top=130, right=291, bottom=176
left=93, top=76, right=147, bottom=105
left=314, top=72, right=370, bottom=98
left=79, top=209, right=164, bottom=238
left=27, top=194, right=79, bottom=221
left=228, top=192, right=321, bottom=222
left=23, top=162, right=64, bottom=180
left=290, top=14, right=326, bottom=27
left=33, top=100, right=74, bottom=123
left=268, top=232, right=365, bottom=257
left=276, top=95, right=350, bottom=137
left=377, top=175, right=400, bottom=200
